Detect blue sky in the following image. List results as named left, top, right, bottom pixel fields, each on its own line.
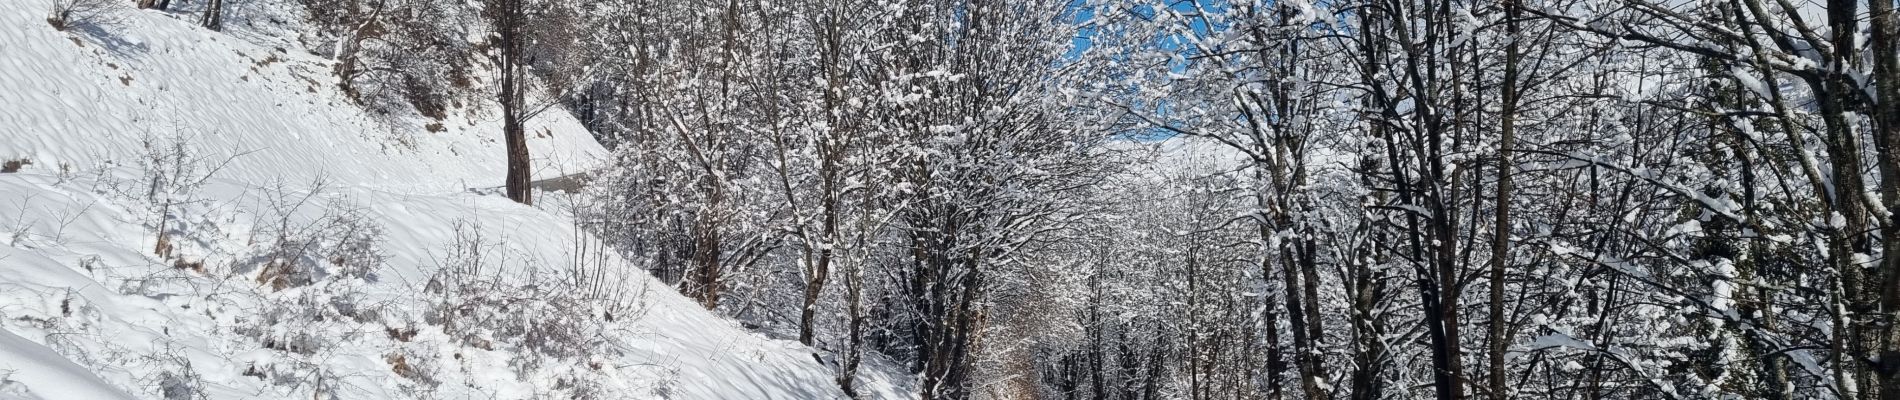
left=1065, top=0, right=1231, bottom=62
left=1064, top=0, right=1236, bottom=141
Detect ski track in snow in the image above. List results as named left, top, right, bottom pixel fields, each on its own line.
left=0, top=1, right=912, bottom=399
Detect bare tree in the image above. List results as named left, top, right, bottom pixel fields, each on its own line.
left=484, top=0, right=531, bottom=205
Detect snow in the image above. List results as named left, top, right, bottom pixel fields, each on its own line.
left=0, top=1, right=910, bottom=399
left=1728, top=65, right=1774, bottom=102
left=1, top=2, right=603, bottom=192
left=0, top=329, right=136, bottom=400
left=1522, top=333, right=1596, bottom=353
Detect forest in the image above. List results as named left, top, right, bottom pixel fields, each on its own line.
left=24, top=0, right=1900, bottom=398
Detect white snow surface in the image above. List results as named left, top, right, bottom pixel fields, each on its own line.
left=0, top=2, right=909, bottom=399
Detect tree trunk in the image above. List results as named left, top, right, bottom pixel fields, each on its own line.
left=199, top=0, right=222, bottom=31
left=1265, top=296, right=1285, bottom=400
left=502, top=105, right=531, bottom=205
left=1868, top=0, right=1900, bottom=396
left=497, top=0, right=532, bottom=206
left=500, top=67, right=531, bottom=206
left=1280, top=235, right=1328, bottom=400
left=1486, top=0, right=1522, bottom=396
left=689, top=202, right=723, bottom=309
left=837, top=258, right=864, bottom=398
left=798, top=249, right=830, bottom=344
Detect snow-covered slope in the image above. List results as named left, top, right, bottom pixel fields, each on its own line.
left=0, top=2, right=908, bottom=399
left=1, top=1, right=603, bottom=189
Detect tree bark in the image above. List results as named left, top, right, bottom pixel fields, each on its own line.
left=495, top=0, right=533, bottom=206
left=1486, top=0, right=1522, bottom=397
left=1868, top=0, right=1900, bottom=397
left=688, top=197, right=724, bottom=309
left=837, top=253, right=864, bottom=398
left=199, top=0, right=223, bottom=31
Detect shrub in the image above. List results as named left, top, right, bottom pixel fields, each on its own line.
left=247, top=183, right=388, bottom=290
left=46, top=0, right=120, bottom=30
left=0, top=158, right=28, bottom=173
left=225, top=188, right=391, bottom=396
left=96, top=133, right=238, bottom=261
left=420, top=221, right=649, bottom=399
left=423, top=223, right=612, bottom=360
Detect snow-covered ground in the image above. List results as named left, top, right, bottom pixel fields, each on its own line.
left=0, top=1, right=909, bottom=399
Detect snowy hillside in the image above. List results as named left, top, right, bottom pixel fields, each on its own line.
left=0, top=1, right=908, bottom=399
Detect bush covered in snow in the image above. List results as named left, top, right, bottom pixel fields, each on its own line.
left=245, top=182, right=388, bottom=290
